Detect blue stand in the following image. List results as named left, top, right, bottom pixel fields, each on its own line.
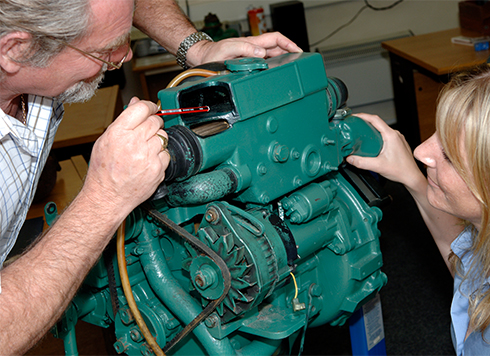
left=349, top=294, right=387, bottom=356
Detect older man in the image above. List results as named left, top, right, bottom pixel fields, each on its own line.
left=0, top=0, right=300, bottom=354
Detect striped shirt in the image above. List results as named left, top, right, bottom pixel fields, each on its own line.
left=0, top=95, right=64, bottom=267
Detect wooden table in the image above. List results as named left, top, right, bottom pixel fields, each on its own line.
left=26, top=155, right=88, bottom=230
left=382, top=28, right=490, bottom=148
left=53, top=85, right=122, bottom=150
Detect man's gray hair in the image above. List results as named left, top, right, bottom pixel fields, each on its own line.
left=0, top=0, right=91, bottom=67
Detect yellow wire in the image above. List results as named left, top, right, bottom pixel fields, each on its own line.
left=290, top=272, right=298, bottom=299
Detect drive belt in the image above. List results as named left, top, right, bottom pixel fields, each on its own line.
left=140, top=202, right=232, bottom=353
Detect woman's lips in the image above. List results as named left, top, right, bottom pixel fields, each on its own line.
left=427, top=174, right=439, bottom=188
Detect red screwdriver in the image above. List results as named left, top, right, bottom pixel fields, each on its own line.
left=156, top=106, right=210, bottom=116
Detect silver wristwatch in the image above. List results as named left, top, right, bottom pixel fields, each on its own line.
left=176, top=31, right=213, bottom=69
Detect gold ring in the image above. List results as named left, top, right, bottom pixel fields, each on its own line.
left=156, top=134, right=168, bottom=151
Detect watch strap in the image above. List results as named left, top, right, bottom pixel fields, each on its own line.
left=176, top=31, right=213, bottom=69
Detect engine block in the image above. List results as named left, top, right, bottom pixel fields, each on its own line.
left=52, top=52, right=387, bottom=356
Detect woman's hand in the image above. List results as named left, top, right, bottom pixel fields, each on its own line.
left=346, top=113, right=425, bottom=189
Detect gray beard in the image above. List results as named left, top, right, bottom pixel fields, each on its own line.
left=56, top=65, right=107, bottom=103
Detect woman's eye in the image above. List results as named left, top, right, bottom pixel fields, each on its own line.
left=442, top=149, right=452, bottom=163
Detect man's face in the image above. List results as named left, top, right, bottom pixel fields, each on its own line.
left=56, top=64, right=107, bottom=103
left=25, top=0, right=134, bottom=102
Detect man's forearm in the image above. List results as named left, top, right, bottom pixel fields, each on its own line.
left=134, top=0, right=196, bottom=54
left=133, top=0, right=302, bottom=68
left=0, top=189, right=125, bottom=354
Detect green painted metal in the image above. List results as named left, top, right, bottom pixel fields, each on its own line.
left=44, top=202, right=58, bottom=227
left=54, top=52, right=387, bottom=356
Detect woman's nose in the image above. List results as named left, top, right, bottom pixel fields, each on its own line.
left=414, top=134, right=438, bottom=167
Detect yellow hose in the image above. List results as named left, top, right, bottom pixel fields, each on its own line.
left=117, top=221, right=166, bottom=356
left=166, top=68, right=219, bottom=88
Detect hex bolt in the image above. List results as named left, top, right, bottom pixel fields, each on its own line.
left=130, top=328, right=143, bottom=342
left=141, top=343, right=153, bottom=356
left=257, top=163, right=267, bottom=175
left=293, top=177, right=303, bottom=187
left=133, top=245, right=144, bottom=256
left=120, top=308, right=134, bottom=325
left=194, top=265, right=216, bottom=290
left=337, top=109, right=348, bottom=117
left=282, top=198, right=291, bottom=209
left=194, top=273, right=205, bottom=288
left=113, top=340, right=127, bottom=354
left=260, top=194, right=270, bottom=204
left=290, top=212, right=301, bottom=223
left=273, top=143, right=290, bottom=163
left=205, top=313, right=220, bottom=328
left=321, top=136, right=336, bottom=146
left=205, top=207, right=220, bottom=224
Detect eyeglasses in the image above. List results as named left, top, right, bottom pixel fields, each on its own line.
left=13, top=23, right=132, bottom=70
left=61, top=37, right=132, bottom=71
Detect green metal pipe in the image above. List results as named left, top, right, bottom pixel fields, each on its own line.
left=62, top=327, right=79, bottom=356
left=166, top=168, right=238, bottom=206
left=137, top=232, right=236, bottom=355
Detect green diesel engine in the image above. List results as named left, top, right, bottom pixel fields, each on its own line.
left=53, top=52, right=387, bottom=356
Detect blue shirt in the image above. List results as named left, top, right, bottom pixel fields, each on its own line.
left=451, top=227, right=490, bottom=355
left=0, top=95, right=63, bottom=267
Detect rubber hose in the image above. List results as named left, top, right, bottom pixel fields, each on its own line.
left=116, top=222, right=166, bottom=356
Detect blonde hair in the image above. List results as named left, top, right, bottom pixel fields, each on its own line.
left=438, top=63, right=490, bottom=333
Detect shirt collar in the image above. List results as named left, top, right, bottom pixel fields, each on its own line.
left=452, top=226, right=474, bottom=259
left=0, top=95, right=58, bottom=156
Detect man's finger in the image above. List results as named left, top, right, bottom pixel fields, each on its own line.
left=115, top=100, right=159, bottom=130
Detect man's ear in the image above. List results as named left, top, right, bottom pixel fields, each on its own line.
left=0, top=31, right=32, bottom=74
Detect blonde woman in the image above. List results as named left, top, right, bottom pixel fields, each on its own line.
left=347, top=64, right=490, bottom=355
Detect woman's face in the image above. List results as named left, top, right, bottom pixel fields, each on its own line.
left=414, top=132, right=482, bottom=229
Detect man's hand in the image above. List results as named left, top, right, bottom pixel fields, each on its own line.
left=82, top=98, right=170, bottom=216
left=186, top=32, right=303, bottom=67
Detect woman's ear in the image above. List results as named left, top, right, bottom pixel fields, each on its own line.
left=0, top=31, right=32, bottom=74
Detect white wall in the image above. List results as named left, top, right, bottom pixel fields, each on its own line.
left=124, top=0, right=461, bottom=104
left=179, top=0, right=460, bottom=51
